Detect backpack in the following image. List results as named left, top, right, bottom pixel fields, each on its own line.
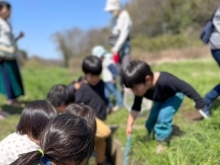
left=200, top=10, right=216, bottom=44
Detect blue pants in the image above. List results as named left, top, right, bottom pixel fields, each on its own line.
left=204, top=49, right=220, bottom=114
left=105, top=82, right=123, bottom=108
left=145, top=93, right=184, bottom=141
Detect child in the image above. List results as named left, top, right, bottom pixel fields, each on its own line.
left=11, top=114, right=94, bottom=165
left=0, top=100, right=57, bottom=164
left=123, top=61, right=208, bottom=152
left=64, top=104, right=111, bottom=165
left=75, top=56, right=109, bottom=120
left=92, top=45, right=123, bottom=111
left=47, top=84, right=74, bottom=113
left=48, top=84, right=111, bottom=165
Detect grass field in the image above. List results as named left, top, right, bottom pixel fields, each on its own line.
left=1, top=59, right=220, bottom=165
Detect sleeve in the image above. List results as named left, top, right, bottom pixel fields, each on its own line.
left=131, top=96, right=143, bottom=111
left=112, top=13, right=131, bottom=53
left=108, top=64, right=118, bottom=79
left=167, top=74, right=206, bottom=109
left=95, top=118, right=111, bottom=138
left=213, top=7, right=220, bottom=34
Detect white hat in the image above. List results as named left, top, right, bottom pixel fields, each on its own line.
left=105, top=0, right=121, bottom=12
left=92, top=46, right=107, bottom=58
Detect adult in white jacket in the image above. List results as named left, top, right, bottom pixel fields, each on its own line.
left=105, top=0, right=132, bottom=94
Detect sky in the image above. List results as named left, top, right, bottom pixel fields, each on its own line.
left=8, top=0, right=128, bottom=59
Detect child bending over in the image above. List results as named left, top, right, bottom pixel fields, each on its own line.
left=123, top=61, right=207, bottom=153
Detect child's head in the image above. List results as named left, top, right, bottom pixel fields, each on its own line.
left=123, top=60, right=154, bottom=97
left=12, top=114, right=95, bottom=165
left=47, top=84, right=74, bottom=113
left=0, top=1, right=11, bottom=20
left=16, top=100, right=57, bottom=142
left=82, top=56, right=102, bottom=86
left=92, top=45, right=113, bottom=60
left=92, top=45, right=107, bottom=61
left=64, top=104, right=97, bottom=134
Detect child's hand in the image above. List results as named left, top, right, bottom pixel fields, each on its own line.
left=126, top=125, right=133, bottom=137
left=156, top=144, right=167, bottom=154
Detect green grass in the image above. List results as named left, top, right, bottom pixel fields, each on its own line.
left=1, top=59, right=220, bottom=164
left=0, top=67, right=75, bottom=139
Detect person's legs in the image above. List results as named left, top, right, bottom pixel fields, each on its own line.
left=145, top=102, right=162, bottom=135
left=104, top=82, right=114, bottom=108
left=121, top=54, right=130, bottom=73
left=112, top=84, right=123, bottom=107
left=118, top=46, right=131, bottom=96
left=95, top=137, right=107, bottom=165
left=203, top=84, right=220, bottom=116
left=205, top=85, right=220, bottom=104
left=203, top=49, right=220, bottom=116
left=154, top=93, right=184, bottom=142
left=211, top=49, right=220, bottom=66
left=95, top=118, right=111, bottom=165
left=0, top=62, right=16, bottom=102
left=106, top=82, right=123, bottom=108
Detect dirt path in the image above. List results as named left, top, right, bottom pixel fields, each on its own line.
left=181, top=110, right=204, bottom=122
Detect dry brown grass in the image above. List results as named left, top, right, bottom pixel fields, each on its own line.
left=132, top=46, right=210, bottom=64
left=68, top=57, right=84, bottom=74
left=68, top=46, right=211, bottom=73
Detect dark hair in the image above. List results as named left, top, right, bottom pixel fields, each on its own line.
left=12, top=114, right=95, bottom=165
left=47, top=84, right=74, bottom=108
left=0, top=1, right=11, bottom=11
left=64, top=104, right=97, bottom=134
left=82, top=56, right=102, bottom=75
left=16, top=100, right=57, bottom=140
left=78, top=76, right=85, bottom=82
left=123, top=60, right=153, bottom=88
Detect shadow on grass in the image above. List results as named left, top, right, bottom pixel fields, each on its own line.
left=134, top=124, right=185, bottom=144
left=211, top=99, right=220, bottom=111
left=1, top=101, right=32, bottom=115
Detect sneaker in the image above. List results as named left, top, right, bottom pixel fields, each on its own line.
left=112, top=106, right=120, bottom=112
left=199, top=109, right=209, bottom=119
left=0, top=115, right=5, bottom=120
left=200, top=104, right=211, bottom=118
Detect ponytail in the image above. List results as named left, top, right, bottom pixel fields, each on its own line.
left=10, top=150, right=41, bottom=165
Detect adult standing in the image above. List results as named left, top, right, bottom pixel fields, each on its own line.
left=105, top=0, right=132, bottom=95
left=0, top=1, right=24, bottom=106
left=203, top=3, right=220, bottom=116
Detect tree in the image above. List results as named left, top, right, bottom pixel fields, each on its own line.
left=52, top=27, right=109, bottom=67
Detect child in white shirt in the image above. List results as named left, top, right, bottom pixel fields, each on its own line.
left=92, top=45, right=123, bottom=111
left=0, top=100, right=57, bottom=165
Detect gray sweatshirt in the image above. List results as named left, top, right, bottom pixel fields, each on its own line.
left=210, top=3, right=220, bottom=49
